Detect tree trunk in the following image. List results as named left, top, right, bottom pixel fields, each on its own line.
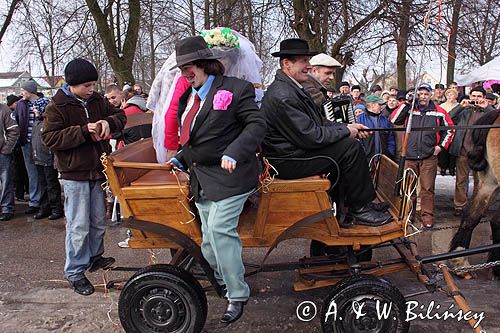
left=204, top=0, right=210, bottom=29
left=86, top=0, right=140, bottom=86
left=148, top=0, right=156, bottom=85
left=0, top=0, right=20, bottom=45
left=189, top=0, right=196, bottom=35
left=396, top=0, right=412, bottom=89
left=447, top=0, right=462, bottom=85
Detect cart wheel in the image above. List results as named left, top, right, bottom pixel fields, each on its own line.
left=119, top=264, right=207, bottom=333
left=321, top=275, right=409, bottom=333
left=310, top=241, right=373, bottom=262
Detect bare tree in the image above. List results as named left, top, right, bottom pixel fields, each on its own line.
left=289, top=0, right=389, bottom=86
left=86, top=0, right=141, bottom=86
left=456, top=0, right=500, bottom=66
left=446, top=0, right=462, bottom=85
left=0, top=0, right=20, bottom=45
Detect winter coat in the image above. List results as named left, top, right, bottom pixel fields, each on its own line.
left=448, top=104, right=495, bottom=157
left=390, top=101, right=454, bottom=160
left=0, top=104, right=19, bottom=154
left=356, top=111, right=396, bottom=160
left=261, top=70, right=350, bottom=158
left=41, top=85, right=126, bottom=180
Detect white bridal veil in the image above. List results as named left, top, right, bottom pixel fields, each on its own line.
left=147, top=29, right=264, bottom=163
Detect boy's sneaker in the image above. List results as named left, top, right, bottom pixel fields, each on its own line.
left=118, top=237, right=130, bottom=248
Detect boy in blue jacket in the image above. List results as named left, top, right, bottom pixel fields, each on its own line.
left=356, top=94, right=395, bottom=162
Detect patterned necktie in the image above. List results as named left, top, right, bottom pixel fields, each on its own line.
left=180, top=94, right=201, bottom=146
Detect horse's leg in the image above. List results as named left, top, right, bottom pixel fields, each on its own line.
left=450, top=169, right=498, bottom=251
left=488, top=205, right=500, bottom=279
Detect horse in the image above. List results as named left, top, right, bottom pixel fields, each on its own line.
left=449, top=110, right=500, bottom=278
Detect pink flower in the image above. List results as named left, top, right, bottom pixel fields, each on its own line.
left=213, top=90, right=233, bottom=110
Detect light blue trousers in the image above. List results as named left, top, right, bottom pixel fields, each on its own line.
left=195, top=189, right=252, bottom=302
left=63, top=180, right=106, bottom=281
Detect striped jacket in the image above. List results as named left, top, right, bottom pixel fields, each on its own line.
left=390, top=101, right=454, bottom=160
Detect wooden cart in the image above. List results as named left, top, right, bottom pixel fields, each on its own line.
left=106, top=138, right=489, bottom=333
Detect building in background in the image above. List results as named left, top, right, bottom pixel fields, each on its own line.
left=0, top=71, right=58, bottom=103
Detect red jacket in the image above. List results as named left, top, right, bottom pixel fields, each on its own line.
left=390, top=101, right=454, bottom=160
left=164, top=77, right=190, bottom=150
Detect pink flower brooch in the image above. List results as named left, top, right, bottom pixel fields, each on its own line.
left=213, top=90, right=233, bottom=110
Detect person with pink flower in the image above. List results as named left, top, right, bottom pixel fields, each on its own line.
left=167, top=36, right=267, bottom=324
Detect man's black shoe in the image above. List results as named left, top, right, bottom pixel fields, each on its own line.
left=0, top=213, right=13, bottom=221
left=48, top=212, right=64, bottom=220
left=69, top=276, right=94, bottom=296
left=25, top=206, right=39, bottom=214
left=34, top=211, right=51, bottom=219
left=350, top=205, right=393, bottom=226
left=220, top=300, right=247, bottom=324
left=88, top=256, right=115, bottom=272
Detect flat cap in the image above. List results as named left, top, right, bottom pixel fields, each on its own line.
left=309, top=53, right=342, bottom=67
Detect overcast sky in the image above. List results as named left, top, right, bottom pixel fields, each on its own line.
left=0, top=9, right=472, bottom=85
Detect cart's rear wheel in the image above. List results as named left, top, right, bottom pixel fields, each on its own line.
left=119, top=264, right=207, bottom=333
left=321, top=275, right=409, bottom=333
left=310, top=241, right=373, bottom=262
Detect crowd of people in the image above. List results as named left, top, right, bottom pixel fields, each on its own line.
left=0, top=30, right=498, bottom=324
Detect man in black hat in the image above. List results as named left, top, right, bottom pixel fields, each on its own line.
left=370, top=84, right=382, bottom=95
left=6, top=95, right=21, bottom=111
left=433, top=83, right=446, bottom=104
left=261, top=38, right=392, bottom=226
left=167, top=36, right=266, bottom=324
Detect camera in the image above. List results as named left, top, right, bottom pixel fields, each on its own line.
left=467, top=100, right=478, bottom=106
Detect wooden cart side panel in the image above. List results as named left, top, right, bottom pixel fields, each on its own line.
left=105, top=160, right=134, bottom=218
left=375, top=155, right=401, bottom=213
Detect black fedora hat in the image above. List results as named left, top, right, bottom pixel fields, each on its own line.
left=170, top=36, right=221, bottom=70
left=271, top=38, right=318, bottom=57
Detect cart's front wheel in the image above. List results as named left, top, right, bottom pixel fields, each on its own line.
left=118, top=264, right=207, bottom=333
left=321, top=275, right=409, bottom=333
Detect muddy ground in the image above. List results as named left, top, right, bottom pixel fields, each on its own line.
left=0, top=175, right=498, bottom=333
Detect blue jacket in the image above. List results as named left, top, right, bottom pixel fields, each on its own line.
left=356, top=111, right=396, bottom=160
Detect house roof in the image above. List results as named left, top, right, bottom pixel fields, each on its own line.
left=0, top=71, right=30, bottom=79
left=33, top=77, right=52, bottom=88
left=0, top=78, right=18, bottom=88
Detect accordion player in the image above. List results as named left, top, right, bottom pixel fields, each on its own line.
left=321, top=95, right=355, bottom=124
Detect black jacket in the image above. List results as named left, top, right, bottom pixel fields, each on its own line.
left=448, top=104, right=495, bottom=157
left=261, top=70, right=350, bottom=158
left=390, top=101, right=454, bottom=160
left=175, top=75, right=266, bottom=202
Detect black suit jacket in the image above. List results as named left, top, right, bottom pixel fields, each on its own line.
left=261, top=70, right=351, bottom=158
left=176, top=75, right=267, bottom=202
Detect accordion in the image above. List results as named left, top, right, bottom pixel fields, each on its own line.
left=321, top=95, right=355, bottom=124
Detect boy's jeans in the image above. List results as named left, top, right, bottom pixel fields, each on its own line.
left=63, top=179, right=106, bottom=281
